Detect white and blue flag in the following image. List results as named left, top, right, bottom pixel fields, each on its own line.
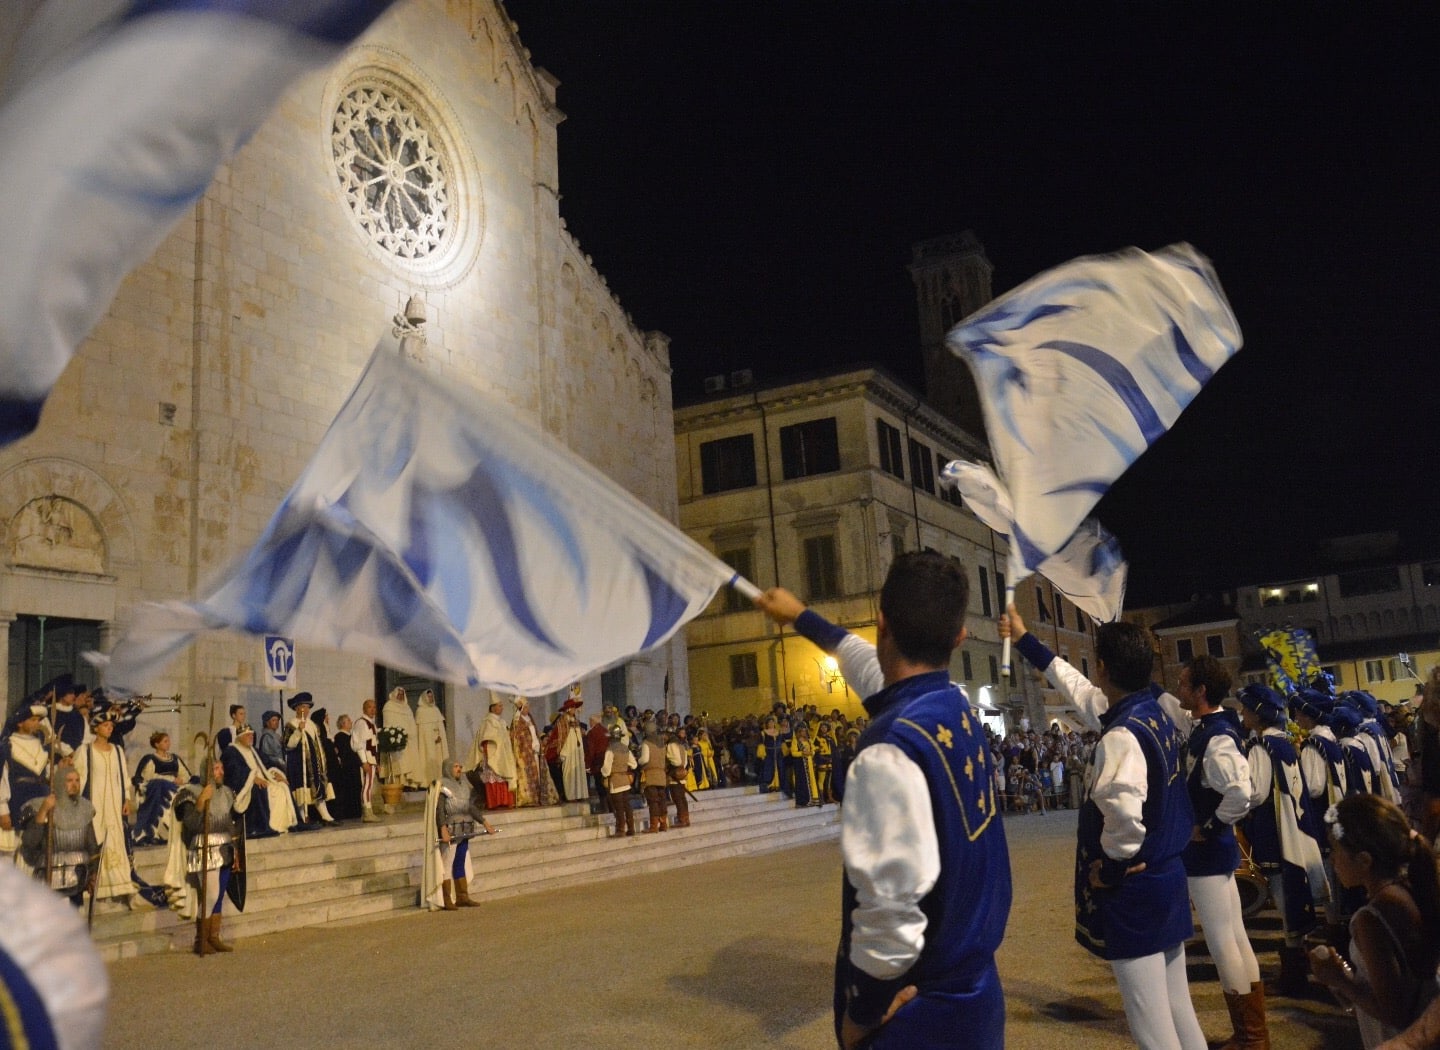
left=941, top=459, right=1127, bottom=623
left=98, top=336, right=739, bottom=695
left=944, top=243, right=1242, bottom=594
left=0, top=0, right=396, bottom=443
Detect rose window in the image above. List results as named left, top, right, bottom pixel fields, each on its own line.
left=332, top=85, right=450, bottom=260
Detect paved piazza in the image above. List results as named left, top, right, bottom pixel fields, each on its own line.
left=106, top=810, right=1360, bottom=1048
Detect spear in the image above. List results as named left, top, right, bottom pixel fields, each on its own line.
left=194, top=702, right=218, bottom=957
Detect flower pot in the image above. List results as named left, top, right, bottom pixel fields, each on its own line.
left=380, top=782, right=404, bottom=807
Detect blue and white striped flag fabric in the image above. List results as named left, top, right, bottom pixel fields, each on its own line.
left=99, top=337, right=739, bottom=695
left=0, top=0, right=396, bottom=444
left=941, top=460, right=1127, bottom=622
left=944, top=243, right=1242, bottom=587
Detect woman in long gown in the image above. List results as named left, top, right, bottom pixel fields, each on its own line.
left=381, top=687, right=423, bottom=788
left=75, top=708, right=140, bottom=907
left=130, top=731, right=191, bottom=846
left=557, top=702, right=588, bottom=801
left=413, top=690, right=449, bottom=781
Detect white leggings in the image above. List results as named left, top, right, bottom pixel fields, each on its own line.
left=1188, top=873, right=1261, bottom=994
left=1111, top=944, right=1207, bottom=1050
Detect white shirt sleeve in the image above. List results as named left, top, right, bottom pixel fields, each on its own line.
left=1088, top=727, right=1148, bottom=861
left=1246, top=740, right=1273, bottom=809
left=600, top=751, right=614, bottom=777
left=834, top=633, right=886, bottom=700
left=841, top=743, right=939, bottom=980
left=1043, top=655, right=1108, bottom=732
left=1298, top=744, right=1328, bottom=800
left=1202, top=733, right=1252, bottom=826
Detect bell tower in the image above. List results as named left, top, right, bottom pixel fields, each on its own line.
left=908, top=232, right=993, bottom=440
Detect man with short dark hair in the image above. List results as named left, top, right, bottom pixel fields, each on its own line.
left=1003, top=607, right=1204, bottom=1050
left=757, top=551, right=1011, bottom=1049
left=1176, top=655, right=1268, bottom=1049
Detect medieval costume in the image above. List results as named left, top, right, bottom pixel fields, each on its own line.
left=19, top=771, right=99, bottom=907
left=130, top=735, right=191, bottom=846
left=756, top=717, right=782, bottom=792
left=422, top=758, right=480, bottom=911
left=557, top=699, right=588, bottom=802
left=330, top=718, right=364, bottom=821
left=471, top=699, right=518, bottom=800
left=664, top=731, right=692, bottom=828
left=1, top=703, right=56, bottom=860
left=639, top=727, right=669, bottom=832
left=223, top=727, right=297, bottom=838
left=74, top=710, right=139, bottom=906
left=284, top=693, right=336, bottom=826
left=508, top=696, right=549, bottom=807
left=172, top=768, right=241, bottom=953
left=413, top=690, right=449, bottom=779
left=257, top=711, right=286, bottom=771
left=785, top=723, right=821, bottom=807
left=1240, top=684, right=1329, bottom=996
left=601, top=729, right=637, bottom=836
left=381, top=686, right=423, bottom=788
left=352, top=704, right=381, bottom=822
left=813, top=723, right=835, bottom=802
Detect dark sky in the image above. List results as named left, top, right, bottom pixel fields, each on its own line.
left=505, top=2, right=1440, bottom=607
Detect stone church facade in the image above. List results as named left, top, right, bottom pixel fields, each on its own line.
left=0, top=0, right=687, bottom=752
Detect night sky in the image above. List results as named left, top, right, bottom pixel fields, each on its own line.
left=505, top=3, right=1440, bottom=607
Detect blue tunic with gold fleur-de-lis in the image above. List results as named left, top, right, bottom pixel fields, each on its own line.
left=838, top=669, right=1012, bottom=1047
left=1075, top=685, right=1193, bottom=961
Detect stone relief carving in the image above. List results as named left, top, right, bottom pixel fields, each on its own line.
left=9, top=496, right=106, bottom=574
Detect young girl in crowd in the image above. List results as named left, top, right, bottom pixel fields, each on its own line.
left=1310, top=794, right=1440, bottom=1048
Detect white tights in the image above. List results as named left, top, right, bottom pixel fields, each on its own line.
left=1111, top=944, right=1207, bottom=1050
left=1188, top=873, right=1261, bottom=994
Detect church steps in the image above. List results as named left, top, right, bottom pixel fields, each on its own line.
left=93, top=785, right=838, bottom=961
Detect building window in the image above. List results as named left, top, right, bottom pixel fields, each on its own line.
left=962, top=650, right=973, bottom=680
left=907, top=438, right=936, bottom=494
left=729, top=652, right=760, bottom=689
left=1206, top=634, right=1225, bottom=658
left=1424, top=563, right=1440, bottom=587
left=1176, top=638, right=1194, bottom=663
left=978, top=566, right=992, bottom=617
left=1035, top=584, right=1051, bottom=623
left=332, top=82, right=452, bottom=261
left=936, top=452, right=963, bottom=505
left=719, top=548, right=754, bottom=613
left=1055, top=599, right=1066, bottom=630
left=1081, top=657, right=1090, bottom=678
left=997, top=572, right=1006, bottom=608
left=601, top=665, right=627, bottom=707
left=1321, top=664, right=1341, bottom=688
left=779, top=417, right=840, bottom=480
left=699, top=434, right=757, bottom=494
left=1337, top=568, right=1402, bottom=598
left=1365, top=659, right=1386, bottom=684
left=876, top=420, right=904, bottom=479
left=988, top=655, right=1000, bottom=685
left=803, top=535, right=840, bottom=601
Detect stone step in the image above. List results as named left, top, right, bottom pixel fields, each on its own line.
left=93, top=786, right=839, bottom=961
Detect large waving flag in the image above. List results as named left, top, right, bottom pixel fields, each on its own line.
left=941, top=460, right=1127, bottom=622
left=98, top=336, right=740, bottom=695
left=0, top=0, right=396, bottom=444
left=944, top=243, right=1242, bottom=599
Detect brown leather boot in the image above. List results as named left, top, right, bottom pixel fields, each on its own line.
left=1230, top=981, right=1270, bottom=1050
left=441, top=880, right=458, bottom=911
left=454, top=877, right=481, bottom=908
left=206, top=915, right=234, bottom=953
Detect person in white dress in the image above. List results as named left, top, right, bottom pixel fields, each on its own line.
left=382, top=687, right=423, bottom=788
left=74, top=706, right=140, bottom=909
left=414, top=689, right=449, bottom=780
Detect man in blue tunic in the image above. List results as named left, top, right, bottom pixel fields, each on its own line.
left=755, top=551, right=1011, bottom=1049
left=1003, top=608, right=1205, bottom=1050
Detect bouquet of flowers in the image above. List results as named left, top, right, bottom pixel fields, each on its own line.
left=378, top=725, right=409, bottom=785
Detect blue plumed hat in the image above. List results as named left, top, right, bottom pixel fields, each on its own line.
left=1340, top=690, right=1379, bottom=719
left=1237, top=683, right=1288, bottom=727
left=1325, top=703, right=1362, bottom=734
left=1290, top=687, right=1335, bottom=724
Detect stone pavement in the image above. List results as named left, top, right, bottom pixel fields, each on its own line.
left=105, top=809, right=1362, bottom=1048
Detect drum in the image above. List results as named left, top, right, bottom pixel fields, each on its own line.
left=1235, top=864, right=1269, bottom=917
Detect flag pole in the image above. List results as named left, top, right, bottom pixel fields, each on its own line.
left=729, top=576, right=761, bottom=601
left=1001, top=585, right=1016, bottom=676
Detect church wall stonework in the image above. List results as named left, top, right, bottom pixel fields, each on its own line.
left=0, top=0, right=690, bottom=746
